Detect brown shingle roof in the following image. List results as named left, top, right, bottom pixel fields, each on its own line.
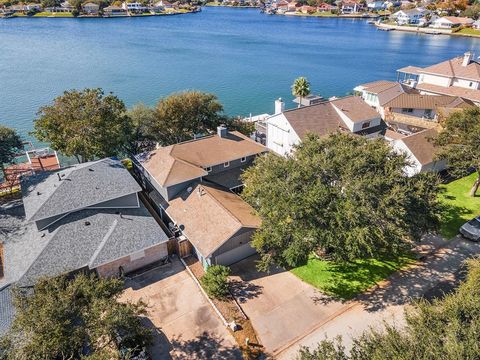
left=421, top=55, right=480, bottom=81
left=400, top=128, right=438, bottom=165
left=416, top=82, right=480, bottom=103
left=383, top=94, right=458, bottom=109
left=282, top=101, right=344, bottom=139
left=361, top=80, right=398, bottom=94
left=330, top=96, right=380, bottom=123
left=166, top=182, right=260, bottom=257
left=282, top=96, right=378, bottom=138
left=141, top=131, right=267, bottom=187
left=397, top=66, right=423, bottom=75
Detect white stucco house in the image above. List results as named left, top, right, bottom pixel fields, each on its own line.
left=390, top=128, right=446, bottom=176
left=266, top=96, right=385, bottom=156
left=430, top=16, right=474, bottom=29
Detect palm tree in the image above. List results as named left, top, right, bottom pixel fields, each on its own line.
left=291, top=77, right=311, bottom=108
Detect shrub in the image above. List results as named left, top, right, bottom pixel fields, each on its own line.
left=201, top=265, right=231, bottom=299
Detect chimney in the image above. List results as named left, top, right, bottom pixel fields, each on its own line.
left=217, top=125, right=228, bottom=138
left=274, top=98, right=285, bottom=115
left=462, top=51, right=473, bottom=67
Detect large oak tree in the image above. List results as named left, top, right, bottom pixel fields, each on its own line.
left=33, top=88, right=133, bottom=163
left=434, top=107, right=480, bottom=196
left=242, top=133, right=441, bottom=270
left=0, top=274, right=151, bottom=359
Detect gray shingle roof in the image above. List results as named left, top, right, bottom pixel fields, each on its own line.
left=22, top=158, right=141, bottom=222
left=17, top=204, right=169, bottom=287
left=0, top=285, right=14, bottom=336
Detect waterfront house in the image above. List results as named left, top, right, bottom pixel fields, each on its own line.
left=82, top=2, right=99, bottom=14
left=389, top=128, right=445, bottom=176
left=354, top=79, right=473, bottom=132
left=341, top=0, right=363, bottom=14
left=104, top=5, right=127, bottom=16
left=367, top=0, right=385, bottom=11
left=0, top=158, right=170, bottom=334
left=266, top=96, right=385, bottom=156
left=397, top=52, right=480, bottom=105
left=430, top=16, right=474, bottom=29
left=61, top=1, right=74, bottom=10
left=132, top=126, right=268, bottom=268
left=301, top=5, right=316, bottom=13
left=392, top=8, right=428, bottom=25
left=155, top=0, right=173, bottom=8
left=25, top=3, right=42, bottom=11
left=317, top=2, right=336, bottom=11
left=122, top=1, right=148, bottom=13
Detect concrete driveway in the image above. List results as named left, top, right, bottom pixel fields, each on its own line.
left=121, top=259, right=241, bottom=360
left=229, top=255, right=348, bottom=355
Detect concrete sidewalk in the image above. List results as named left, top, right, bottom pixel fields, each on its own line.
left=276, top=237, right=480, bottom=359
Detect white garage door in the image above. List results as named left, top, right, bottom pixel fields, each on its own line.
left=215, top=242, right=257, bottom=266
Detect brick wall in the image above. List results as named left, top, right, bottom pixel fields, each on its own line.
left=95, top=242, right=168, bottom=277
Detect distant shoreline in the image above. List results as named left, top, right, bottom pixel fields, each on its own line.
left=374, top=22, right=480, bottom=38
left=0, top=8, right=199, bottom=19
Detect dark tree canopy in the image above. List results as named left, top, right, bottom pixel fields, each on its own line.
left=297, top=258, right=480, bottom=360
left=127, top=103, right=158, bottom=154
left=242, top=133, right=441, bottom=270
left=0, top=273, right=151, bottom=360
left=435, top=107, right=480, bottom=196
left=32, top=88, right=133, bottom=163
left=0, top=125, right=23, bottom=175
left=147, top=90, right=253, bottom=147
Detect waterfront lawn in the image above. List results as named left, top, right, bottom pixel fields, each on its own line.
left=455, top=28, right=480, bottom=37
left=291, top=254, right=414, bottom=299
left=33, top=12, right=73, bottom=17
left=439, top=173, right=480, bottom=239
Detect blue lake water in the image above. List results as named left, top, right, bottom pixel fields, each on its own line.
left=1, top=7, right=480, bottom=142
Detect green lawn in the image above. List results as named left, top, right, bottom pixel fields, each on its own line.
left=291, top=255, right=414, bottom=300
left=33, top=12, right=73, bottom=17
left=439, top=173, right=480, bottom=239
left=454, top=28, right=480, bottom=37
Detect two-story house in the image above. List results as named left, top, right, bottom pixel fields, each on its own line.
left=266, top=96, right=385, bottom=156
left=397, top=52, right=480, bottom=105
left=392, top=8, right=428, bottom=25
left=354, top=79, right=473, bottom=131
left=0, top=158, right=169, bottom=334
left=133, top=127, right=268, bottom=268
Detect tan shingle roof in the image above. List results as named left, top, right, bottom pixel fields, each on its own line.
left=166, top=182, right=260, bottom=257
left=400, top=128, right=438, bottom=165
left=397, top=66, right=423, bottom=75
left=383, top=94, right=458, bottom=109
left=141, top=131, right=267, bottom=187
left=421, top=55, right=480, bottom=81
left=282, top=96, right=378, bottom=138
left=330, top=96, right=379, bottom=123
left=361, top=80, right=398, bottom=94
left=416, top=82, right=480, bottom=103
left=440, top=16, right=474, bottom=25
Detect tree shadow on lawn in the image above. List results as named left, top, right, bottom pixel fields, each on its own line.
left=320, top=258, right=412, bottom=301
left=439, top=198, right=474, bottom=239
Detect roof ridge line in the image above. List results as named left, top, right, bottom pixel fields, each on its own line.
left=199, top=183, right=243, bottom=226
left=88, top=218, right=118, bottom=268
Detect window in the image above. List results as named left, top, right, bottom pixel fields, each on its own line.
left=205, top=166, right=212, bottom=172
left=224, top=162, right=230, bottom=168
left=361, top=122, right=370, bottom=129
left=402, top=108, right=413, bottom=113
left=240, top=156, right=246, bottom=163
left=470, top=82, right=474, bottom=87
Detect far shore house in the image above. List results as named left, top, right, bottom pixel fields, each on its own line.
left=266, top=96, right=385, bottom=156
left=81, top=2, right=99, bottom=14
left=317, top=2, right=336, bottom=11
left=397, top=51, right=480, bottom=105
left=340, top=0, right=363, bottom=14
left=392, top=8, right=428, bottom=25
left=103, top=5, right=127, bottom=16
left=122, top=1, right=148, bottom=13
left=389, top=128, right=446, bottom=176
left=133, top=127, right=268, bottom=269
left=430, top=16, right=474, bottom=29
left=0, top=158, right=170, bottom=334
